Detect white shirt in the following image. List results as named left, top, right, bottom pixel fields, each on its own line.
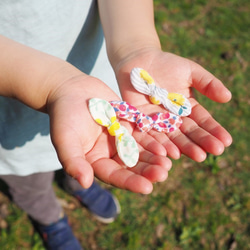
left=0, top=0, right=119, bottom=175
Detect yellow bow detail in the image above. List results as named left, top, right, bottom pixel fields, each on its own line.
left=89, top=98, right=139, bottom=168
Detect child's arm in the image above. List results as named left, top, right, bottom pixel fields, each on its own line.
left=98, top=0, right=232, bottom=161
left=0, top=35, right=171, bottom=194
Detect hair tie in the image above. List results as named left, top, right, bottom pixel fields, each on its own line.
left=130, top=68, right=192, bottom=116
left=88, top=98, right=139, bottom=167
left=110, top=101, right=182, bottom=133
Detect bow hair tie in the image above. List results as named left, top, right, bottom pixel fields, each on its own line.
left=130, top=68, right=192, bottom=116
left=88, top=98, right=139, bottom=168
left=110, top=101, right=182, bottom=133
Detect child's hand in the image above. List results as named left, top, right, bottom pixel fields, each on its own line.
left=114, top=49, right=233, bottom=162
left=47, top=74, right=171, bottom=194
left=0, top=36, right=171, bottom=194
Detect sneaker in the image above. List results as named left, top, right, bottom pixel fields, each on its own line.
left=31, top=215, right=83, bottom=250
left=73, top=182, right=121, bottom=224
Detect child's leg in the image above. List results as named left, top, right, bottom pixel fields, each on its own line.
left=0, top=172, right=62, bottom=225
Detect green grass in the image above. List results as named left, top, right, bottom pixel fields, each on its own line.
left=1, top=0, right=250, bottom=249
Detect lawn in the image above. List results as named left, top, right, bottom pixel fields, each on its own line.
left=1, top=0, right=250, bottom=249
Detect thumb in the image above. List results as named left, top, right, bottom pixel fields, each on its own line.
left=50, top=125, right=94, bottom=189
left=191, top=62, right=232, bottom=103
left=60, top=156, right=94, bottom=189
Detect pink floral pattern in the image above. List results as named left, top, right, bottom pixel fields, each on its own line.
left=110, top=101, right=182, bottom=133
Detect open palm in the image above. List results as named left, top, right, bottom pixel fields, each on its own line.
left=115, top=49, right=232, bottom=162
left=47, top=75, right=171, bottom=194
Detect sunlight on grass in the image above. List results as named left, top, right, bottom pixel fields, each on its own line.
left=0, top=0, right=249, bottom=249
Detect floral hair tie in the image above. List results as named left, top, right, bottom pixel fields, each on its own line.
left=110, top=100, right=182, bottom=133
left=88, top=98, right=139, bottom=168
left=130, top=68, right=192, bottom=116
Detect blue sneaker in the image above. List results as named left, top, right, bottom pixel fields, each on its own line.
left=32, top=215, right=82, bottom=250
left=73, top=182, right=121, bottom=224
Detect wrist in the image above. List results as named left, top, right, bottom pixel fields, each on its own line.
left=109, top=39, right=161, bottom=75
left=0, top=36, right=85, bottom=111
left=109, top=38, right=161, bottom=73
left=98, top=0, right=161, bottom=71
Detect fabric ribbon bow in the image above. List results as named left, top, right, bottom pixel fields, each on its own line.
left=88, top=98, right=139, bottom=168
left=110, top=101, right=182, bottom=133
left=130, top=68, right=192, bottom=116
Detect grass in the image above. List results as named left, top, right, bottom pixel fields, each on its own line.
left=1, top=0, right=250, bottom=249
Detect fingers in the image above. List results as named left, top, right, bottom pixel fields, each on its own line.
left=61, top=156, right=94, bottom=189
left=132, top=130, right=167, bottom=156
left=180, top=117, right=225, bottom=156
left=133, top=149, right=172, bottom=182
left=168, top=129, right=207, bottom=162
left=148, top=130, right=181, bottom=159
left=189, top=99, right=233, bottom=147
left=190, top=62, right=232, bottom=103
left=167, top=99, right=232, bottom=161
left=53, top=137, right=95, bottom=188
left=168, top=118, right=225, bottom=162
left=92, top=158, right=154, bottom=194
left=50, top=120, right=96, bottom=189
left=91, top=145, right=172, bottom=194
